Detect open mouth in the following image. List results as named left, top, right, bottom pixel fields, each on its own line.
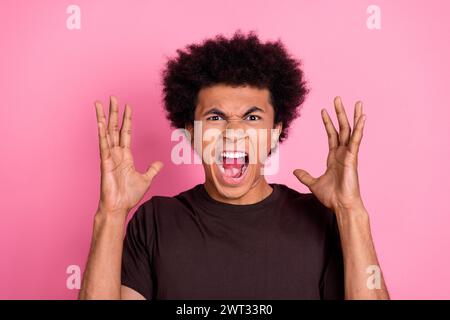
left=216, top=151, right=249, bottom=184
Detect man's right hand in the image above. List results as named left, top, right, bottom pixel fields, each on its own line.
left=94, top=95, right=163, bottom=217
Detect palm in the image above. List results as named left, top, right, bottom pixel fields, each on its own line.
left=100, top=147, right=149, bottom=212
left=294, top=97, right=366, bottom=212
left=95, top=96, right=163, bottom=214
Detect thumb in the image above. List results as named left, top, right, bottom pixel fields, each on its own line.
left=293, top=169, right=316, bottom=188
left=144, top=161, right=164, bottom=183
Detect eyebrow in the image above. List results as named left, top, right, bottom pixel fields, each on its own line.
left=202, top=106, right=264, bottom=117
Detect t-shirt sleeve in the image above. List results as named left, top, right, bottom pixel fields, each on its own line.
left=121, top=201, right=154, bottom=300
left=320, top=212, right=345, bottom=300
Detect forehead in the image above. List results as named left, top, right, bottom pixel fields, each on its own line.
left=195, top=84, right=272, bottom=114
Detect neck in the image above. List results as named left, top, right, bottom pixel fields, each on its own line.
left=204, top=176, right=273, bottom=205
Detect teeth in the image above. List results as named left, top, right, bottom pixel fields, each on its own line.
left=221, top=151, right=247, bottom=159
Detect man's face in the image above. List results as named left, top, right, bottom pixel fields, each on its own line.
left=189, top=83, right=281, bottom=200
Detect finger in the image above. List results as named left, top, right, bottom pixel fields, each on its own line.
left=95, top=101, right=107, bottom=127
left=353, top=100, right=363, bottom=129
left=95, top=102, right=111, bottom=160
left=349, top=114, right=366, bottom=155
left=143, top=161, right=164, bottom=183
left=293, top=169, right=317, bottom=188
left=334, top=96, right=351, bottom=146
left=95, top=114, right=111, bottom=162
left=108, top=95, right=120, bottom=147
left=321, top=109, right=338, bottom=150
left=120, top=104, right=132, bottom=148
left=96, top=100, right=113, bottom=147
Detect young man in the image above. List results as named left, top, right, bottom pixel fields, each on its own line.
left=79, top=31, right=389, bottom=300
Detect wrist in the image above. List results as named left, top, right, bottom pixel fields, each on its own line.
left=334, top=197, right=365, bottom=215
left=334, top=201, right=369, bottom=226
left=94, top=208, right=128, bottom=226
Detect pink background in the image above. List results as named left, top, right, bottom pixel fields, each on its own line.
left=1, top=0, right=449, bottom=299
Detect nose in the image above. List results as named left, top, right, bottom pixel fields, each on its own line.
left=223, top=118, right=247, bottom=143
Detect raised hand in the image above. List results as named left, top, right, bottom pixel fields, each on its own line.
left=293, top=96, right=366, bottom=212
left=95, top=96, right=163, bottom=216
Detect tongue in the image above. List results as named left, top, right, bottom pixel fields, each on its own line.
left=224, top=165, right=242, bottom=178
left=223, top=158, right=245, bottom=178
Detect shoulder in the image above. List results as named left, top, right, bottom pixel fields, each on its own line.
left=274, top=183, right=336, bottom=227
left=130, top=184, right=202, bottom=220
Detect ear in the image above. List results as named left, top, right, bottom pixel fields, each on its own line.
left=185, top=123, right=194, bottom=144
left=268, top=122, right=282, bottom=157
left=271, top=122, right=282, bottom=148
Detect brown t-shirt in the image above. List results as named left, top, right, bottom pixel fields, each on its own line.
left=121, top=183, right=344, bottom=300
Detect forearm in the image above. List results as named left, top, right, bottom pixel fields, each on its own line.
left=78, top=210, right=127, bottom=300
left=335, top=205, right=389, bottom=300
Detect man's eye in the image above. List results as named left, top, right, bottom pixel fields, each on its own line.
left=206, top=115, right=224, bottom=121
left=245, top=115, right=260, bottom=121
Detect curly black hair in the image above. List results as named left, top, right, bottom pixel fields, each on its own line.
left=161, top=30, right=310, bottom=142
